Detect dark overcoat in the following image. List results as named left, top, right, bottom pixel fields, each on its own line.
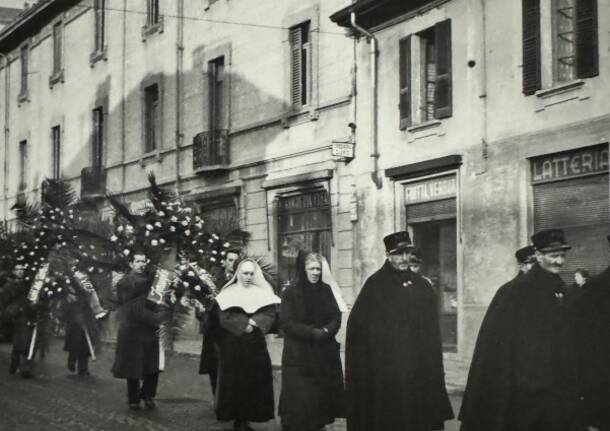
left=345, top=261, right=453, bottom=431
left=111, top=271, right=162, bottom=379
left=62, top=297, right=95, bottom=356
left=571, top=265, right=610, bottom=429
left=214, top=304, right=276, bottom=423
left=459, top=263, right=579, bottom=431
left=279, top=281, right=345, bottom=429
left=2, top=277, right=36, bottom=352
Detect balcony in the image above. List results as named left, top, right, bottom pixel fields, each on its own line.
left=193, top=129, right=230, bottom=173
left=80, top=166, right=106, bottom=200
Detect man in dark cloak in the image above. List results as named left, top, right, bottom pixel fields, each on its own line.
left=111, top=251, right=162, bottom=411
left=570, top=235, right=610, bottom=431
left=345, top=231, right=454, bottom=431
left=459, top=229, right=579, bottom=431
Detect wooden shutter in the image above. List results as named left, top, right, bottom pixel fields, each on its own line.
left=522, top=0, right=541, bottom=95
left=290, top=26, right=303, bottom=108
left=399, top=36, right=411, bottom=129
left=434, top=19, right=452, bottom=119
left=575, top=0, right=598, bottom=78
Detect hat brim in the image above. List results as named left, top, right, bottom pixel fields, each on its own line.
left=537, top=244, right=571, bottom=253
left=387, top=244, right=414, bottom=254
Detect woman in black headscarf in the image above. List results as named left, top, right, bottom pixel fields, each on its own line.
left=279, top=251, right=346, bottom=431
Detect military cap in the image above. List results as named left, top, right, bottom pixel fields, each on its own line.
left=383, top=231, right=414, bottom=254
left=531, top=229, right=571, bottom=253
left=515, top=245, right=536, bottom=264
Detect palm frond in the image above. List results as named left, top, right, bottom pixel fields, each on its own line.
left=147, top=172, right=175, bottom=212
left=157, top=302, right=192, bottom=350
left=106, top=193, right=139, bottom=225
left=41, top=178, right=77, bottom=210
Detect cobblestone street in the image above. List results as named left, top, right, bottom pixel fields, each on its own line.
left=0, top=338, right=463, bottom=431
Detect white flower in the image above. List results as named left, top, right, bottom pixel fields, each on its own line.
left=146, top=224, right=154, bottom=231
left=123, top=249, right=131, bottom=256
left=151, top=239, right=159, bottom=246
left=145, top=231, right=150, bottom=237
left=155, top=221, right=162, bottom=228
left=184, top=230, right=191, bottom=236
left=52, top=281, right=58, bottom=286
left=223, top=242, right=230, bottom=248
left=220, top=251, right=226, bottom=256
left=126, top=225, right=134, bottom=234
left=88, top=267, right=95, bottom=273
left=157, top=211, right=165, bottom=217
left=194, top=285, right=201, bottom=291
left=183, top=281, right=190, bottom=288
left=57, top=288, right=62, bottom=293
left=198, top=249, right=204, bottom=254
left=29, top=251, right=35, bottom=256
left=188, top=271, right=195, bottom=277
left=159, top=238, right=166, bottom=244
left=43, top=287, right=49, bottom=292
left=47, top=291, right=53, bottom=296
left=210, top=257, right=216, bottom=262
left=170, top=226, right=176, bottom=232
left=208, top=238, right=214, bottom=244
left=212, top=234, right=219, bottom=240
left=110, top=235, right=118, bottom=242
left=191, top=240, right=197, bottom=245
left=171, top=216, right=178, bottom=222
left=62, top=242, right=67, bottom=246
left=212, top=250, right=217, bottom=255
left=181, top=220, right=189, bottom=227
left=89, top=245, right=95, bottom=250
left=117, top=225, right=124, bottom=232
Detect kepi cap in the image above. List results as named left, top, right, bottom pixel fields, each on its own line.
left=383, top=231, right=414, bottom=254
left=515, top=245, right=536, bottom=264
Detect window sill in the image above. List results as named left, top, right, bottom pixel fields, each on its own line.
left=48, top=69, right=65, bottom=89
left=405, top=119, right=445, bottom=143
left=139, top=149, right=164, bottom=167
left=141, top=18, right=164, bottom=41
left=89, top=47, right=108, bottom=67
left=534, top=79, right=588, bottom=112
left=282, top=106, right=319, bottom=128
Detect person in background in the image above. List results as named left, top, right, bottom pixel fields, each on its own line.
left=111, top=251, right=163, bottom=411
left=213, top=258, right=281, bottom=431
left=574, top=268, right=590, bottom=289
left=279, top=251, right=345, bottom=431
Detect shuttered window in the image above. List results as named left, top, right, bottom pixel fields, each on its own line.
left=19, top=140, right=27, bottom=191
left=20, top=45, right=28, bottom=95
left=94, top=0, right=106, bottom=52
left=144, top=84, right=160, bottom=152
left=399, top=19, right=452, bottom=129
left=52, top=126, right=61, bottom=179
left=147, top=0, right=160, bottom=26
left=399, top=36, right=411, bottom=129
left=575, top=0, right=598, bottom=78
left=53, top=22, right=62, bottom=74
left=208, top=56, right=225, bottom=131
left=92, top=107, right=104, bottom=171
left=522, top=0, right=541, bottom=95
left=533, top=174, right=609, bottom=282
left=289, top=22, right=310, bottom=109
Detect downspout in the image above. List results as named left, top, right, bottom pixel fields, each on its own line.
left=474, top=0, right=489, bottom=176
left=175, top=0, right=184, bottom=194
left=1, top=53, right=10, bottom=222
left=120, top=0, right=127, bottom=193
left=349, top=12, right=382, bottom=189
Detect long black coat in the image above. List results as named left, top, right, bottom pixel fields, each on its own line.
left=279, top=281, right=345, bottom=428
left=62, top=298, right=95, bottom=356
left=214, top=304, right=276, bottom=423
left=111, top=271, right=162, bottom=379
left=459, top=263, right=579, bottom=431
left=345, top=261, right=453, bottom=431
left=571, top=265, right=610, bottom=429
left=2, top=277, right=36, bottom=352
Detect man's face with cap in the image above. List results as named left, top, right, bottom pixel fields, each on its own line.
left=536, top=250, right=566, bottom=274
left=386, top=248, right=413, bottom=272
left=519, top=261, right=535, bottom=274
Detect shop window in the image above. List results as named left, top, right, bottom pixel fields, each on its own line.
left=277, top=190, right=331, bottom=288
left=399, top=19, right=452, bottom=129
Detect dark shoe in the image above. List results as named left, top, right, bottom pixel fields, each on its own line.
left=67, top=359, right=76, bottom=373
left=77, top=370, right=90, bottom=376
left=142, top=398, right=155, bottom=410
left=9, top=366, right=17, bottom=375
left=128, top=403, right=141, bottom=411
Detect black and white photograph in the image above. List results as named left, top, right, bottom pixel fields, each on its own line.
left=0, top=0, right=608, bottom=430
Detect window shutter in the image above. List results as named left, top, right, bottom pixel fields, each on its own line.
left=289, top=26, right=303, bottom=108
left=522, top=0, right=541, bottom=95
left=399, top=36, right=411, bottom=129
left=434, top=19, right=452, bottom=119
left=575, top=0, right=598, bottom=78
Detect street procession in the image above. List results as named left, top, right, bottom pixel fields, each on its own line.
left=0, top=0, right=609, bottom=430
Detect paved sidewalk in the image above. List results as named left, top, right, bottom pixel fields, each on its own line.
left=0, top=338, right=463, bottom=430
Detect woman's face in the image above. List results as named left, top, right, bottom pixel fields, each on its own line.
left=574, top=272, right=585, bottom=287
left=238, top=261, right=255, bottom=286
left=305, top=261, right=322, bottom=284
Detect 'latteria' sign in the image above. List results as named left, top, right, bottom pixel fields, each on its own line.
left=531, top=144, right=608, bottom=184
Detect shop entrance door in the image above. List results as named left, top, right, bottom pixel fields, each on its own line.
left=410, top=218, right=458, bottom=352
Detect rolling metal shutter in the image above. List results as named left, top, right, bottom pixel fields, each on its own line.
left=406, top=198, right=456, bottom=223
left=533, top=173, right=610, bottom=282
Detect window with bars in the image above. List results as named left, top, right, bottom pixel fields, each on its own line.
left=92, top=107, right=104, bottom=170
left=522, top=0, right=598, bottom=95
left=19, top=140, right=27, bottom=191
left=144, top=84, right=160, bottom=152
left=52, top=22, right=63, bottom=75
left=399, top=19, right=452, bottom=129
left=289, top=21, right=311, bottom=109
left=19, top=45, right=28, bottom=96
left=52, top=126, right=61, bottom=179
left=93, top=0, right=106, bottom=52
left=146, top=0, right=160, bottom=26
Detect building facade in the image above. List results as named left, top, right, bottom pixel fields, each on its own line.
left=331, top=0, right=609, bottom=359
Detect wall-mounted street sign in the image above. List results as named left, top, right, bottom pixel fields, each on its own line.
left=331, top=140, right=354, bottom=159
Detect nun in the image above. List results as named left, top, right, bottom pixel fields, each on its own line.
left=213, top=258, right=281, bottom=431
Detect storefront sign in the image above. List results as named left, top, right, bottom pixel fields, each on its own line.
left=531, top=144, right=608, bottom=184
left=331, top=141, right=354, bottom=159
left=404, top=175, right=456, bottom=204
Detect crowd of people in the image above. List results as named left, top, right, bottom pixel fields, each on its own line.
left=1, top=226, right=609, bottom=431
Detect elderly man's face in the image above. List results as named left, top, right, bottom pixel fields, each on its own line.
left=387, top=249, right=413, bottom=272
left=536, top=250, right=566, bottom=274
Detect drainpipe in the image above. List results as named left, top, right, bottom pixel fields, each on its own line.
left=175, top=0, right=184, bottom=195
left=349, top=12, right=382, bottom=189
left=1, top=53, right=10, bottom=221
